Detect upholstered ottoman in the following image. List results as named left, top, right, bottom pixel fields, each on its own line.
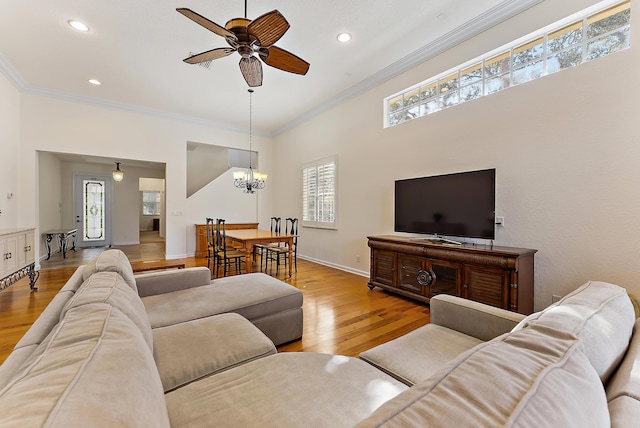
left=142, top=273, right=303, bottom=346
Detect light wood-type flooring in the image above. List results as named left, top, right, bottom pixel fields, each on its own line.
left=0, top=231, right=430, bottom=363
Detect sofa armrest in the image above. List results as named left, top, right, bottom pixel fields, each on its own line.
left=135, top=267, right=211, bottom=297
left=430, top=294, right=526, bottom=342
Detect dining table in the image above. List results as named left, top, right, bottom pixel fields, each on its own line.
left=224, top=229, right=296, bottom=277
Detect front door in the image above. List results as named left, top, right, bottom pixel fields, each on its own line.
left=73, top=174, right=113, bottom=248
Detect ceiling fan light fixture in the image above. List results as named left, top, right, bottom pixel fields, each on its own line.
left=68, top=20, right=90, bottom=32
left=336, top=32, right=352, bottom=43
left=178, top=4, right=309, bottom=84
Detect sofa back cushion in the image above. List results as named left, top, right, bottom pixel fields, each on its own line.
left=513, top=281, right=635, bottom=382
left=0, top=304, right=169, bottom=427
left=62, top=271, right=153, bottom=351
left=357, top=325, right=608, bottom=428
left=82, top=249, right=137, bottom=292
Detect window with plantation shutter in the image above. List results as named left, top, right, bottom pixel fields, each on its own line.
left=302, top=157, right=337, bottom=229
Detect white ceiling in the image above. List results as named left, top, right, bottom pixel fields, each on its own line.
left=0, top=0, right=540, bottom=135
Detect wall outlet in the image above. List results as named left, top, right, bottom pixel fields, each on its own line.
left=495, top=216, right=505, bottom=227
left=552, top=294, right=562, bottom=303
left=356, top=255, right=361, bottom=263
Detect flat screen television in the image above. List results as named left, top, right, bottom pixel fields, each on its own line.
left=394, top=168, right=496, bottom=240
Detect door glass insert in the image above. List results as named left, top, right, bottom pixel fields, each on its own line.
left=83, top=180, right=105, bottom=241
left=430, top=264, right=459, bottom=297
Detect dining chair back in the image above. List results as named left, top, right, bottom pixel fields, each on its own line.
left=205, top=217, right=215, bottom=276
left=214, top=219, right=246, bottom=277
left=266, top=217, right=299, bottom=275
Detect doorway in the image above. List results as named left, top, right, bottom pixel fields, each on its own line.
left=73, top=174, right=113, bottom=248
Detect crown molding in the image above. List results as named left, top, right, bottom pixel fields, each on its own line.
left=0, top=53, right=27, bottom=91
left=21, top=84, right=274, bottom=137
left=0, top=54, right=272, bottom=138
left=273, top=0, right=544, bottom=136
left=0, top=0, right=543, bottom=138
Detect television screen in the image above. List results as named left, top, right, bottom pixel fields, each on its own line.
left=394, top=169, right=496, bottom=240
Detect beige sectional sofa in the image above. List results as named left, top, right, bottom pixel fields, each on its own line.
left=0, top=249, right=639, bottom=426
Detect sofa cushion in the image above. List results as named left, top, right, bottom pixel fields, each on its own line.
left=0, top=304, right=169, bottom=428
left=360, top=324, right=483, bottom=386
left=82, top=249, right=137, bottom=292
left=14, top=290, right=75, bottom=350
left=513, top=280, right=635, bottom=382
left=142, top=272, right=302, bottom=329
left=606, top=318, right=640, bottom=403
left=59, top=265, right=86, bottom=293
left=62, top=271, right=153, bottom=351
left=608, top=396, right=640, bottom=427
left=357, top=325, right=609, bottom=428
left=0, top=346, right=37, bottom=391
left=153, top=312, right=276, bottom=392
left=165, top=352, right=407, bottom=427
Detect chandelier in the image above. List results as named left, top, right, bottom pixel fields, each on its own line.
left=233, top=88, right=267, bottom=193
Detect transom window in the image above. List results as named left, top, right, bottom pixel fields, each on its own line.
left=385, top=0, right=630, bottom=128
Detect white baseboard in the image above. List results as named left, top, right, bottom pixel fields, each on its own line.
left=298, top=254, right=369, bottom=278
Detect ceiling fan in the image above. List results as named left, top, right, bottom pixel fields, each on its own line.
left=177, top=1, right=310, bottom=87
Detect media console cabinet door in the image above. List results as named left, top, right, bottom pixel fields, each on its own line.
left=463, top=266, right=510, bottom=310
left=398, top=254, right=427, bottom=296
left=371, top=250, right=396, bottom=287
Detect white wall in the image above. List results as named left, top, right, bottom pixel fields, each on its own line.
left=273, top=0, right=640, bottom=310
left=36, top=152, right=63, bottom=256
left=0, top=72, right=21, bottom=228
left=18, top=95, right=274, bottom=259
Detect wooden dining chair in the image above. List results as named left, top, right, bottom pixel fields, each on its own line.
left=266, top=217, right=298, bottom=276
left=205, top=217, right=216, bottom=277
left=253, top=217, right=281, bottom=271
left=214, top=219, right=246, bottom=277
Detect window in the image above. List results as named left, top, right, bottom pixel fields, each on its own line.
left=142, top=191, right=161, bottom=216
left=302, top=157, right=337, bottom=229
left=385, top=0, right=630, bottom=127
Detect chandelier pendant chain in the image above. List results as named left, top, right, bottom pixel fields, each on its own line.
left=233, top=87, right=266, bottom=193
left=249, top=88, right=253, bottom=170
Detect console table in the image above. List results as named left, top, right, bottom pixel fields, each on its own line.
left=368, top=235, right=537, bottom=314
left=43, top=229, right=77, bottom=260
left=0, top=228, right=38, bottom=291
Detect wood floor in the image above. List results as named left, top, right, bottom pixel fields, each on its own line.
left=0, top=232, right=430, bottom=364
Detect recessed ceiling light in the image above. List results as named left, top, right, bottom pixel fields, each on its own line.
left=336, top=32, right=352, bottom=43
left=68, top=20, right=89, bottom=32
left=88, top=79, right=101, bottom=86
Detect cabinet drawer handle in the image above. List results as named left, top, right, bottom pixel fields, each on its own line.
left=417, top=270, right=432, bottom=286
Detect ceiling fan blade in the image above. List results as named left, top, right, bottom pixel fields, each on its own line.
left=239, top=56, right=263, bottom=87
left=247, top=10, right=290, bottom=47
left=184, top=48, right=236, bottom=64
left=177, top=8, right=237, bottom=41
left=259, top=46, right=310, bottom=75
